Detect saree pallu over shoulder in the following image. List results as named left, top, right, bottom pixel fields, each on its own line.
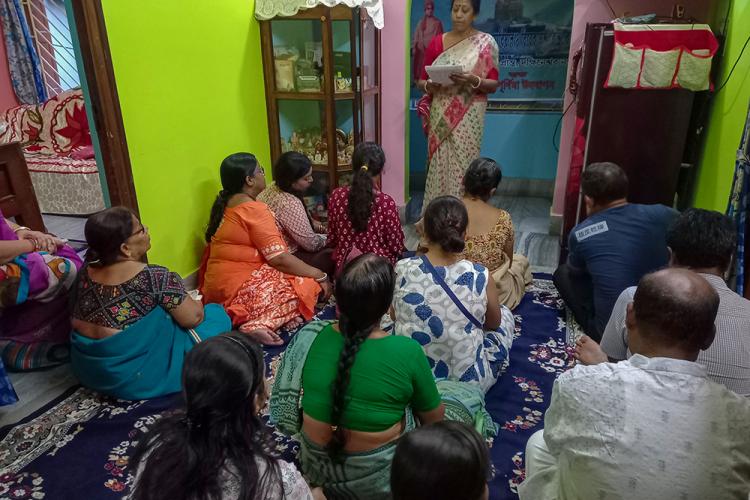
left=423, top=33, right=499, bottom=213
left=270, top=320, right=334, bottom=435
left=427, top=32, right=499, bottom=158
left=71, top=303, right=230, bottom=400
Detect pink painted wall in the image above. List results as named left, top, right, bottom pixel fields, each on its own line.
left=380, top=0, right=407, bottom=206
left=0, top=24, right=19, bottom=112
left=550, top=0, right=716, bottom=216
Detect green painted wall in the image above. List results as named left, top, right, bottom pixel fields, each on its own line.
left=101, top=0, right=270, bottom=276
left=693, top=0, right=750, bottom=211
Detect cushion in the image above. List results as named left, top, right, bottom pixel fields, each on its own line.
left=0, top=104, right=43, bottom=146
left=37, top=89, right=92, bottom=155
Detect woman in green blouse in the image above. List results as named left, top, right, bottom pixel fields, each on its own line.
left=270, top=254, right=498, bottom=499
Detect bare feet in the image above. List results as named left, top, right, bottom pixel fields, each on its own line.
left=240, top=327, right=283, bottom=346
left=574, top=335, right=608, bottom=365
left=283, top=316, right=305, bottom=331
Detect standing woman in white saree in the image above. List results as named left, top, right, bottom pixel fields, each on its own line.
left=416, top=0, right=499, bottom=213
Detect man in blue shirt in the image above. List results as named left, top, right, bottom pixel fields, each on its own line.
left=554, top=162, right=678, bottom=341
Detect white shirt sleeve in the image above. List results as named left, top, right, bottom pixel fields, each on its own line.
left=599, top=287, right=636, bottom=361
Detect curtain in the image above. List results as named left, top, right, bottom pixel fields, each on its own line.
left=726, top=99, right=750, bottom=296
left=0, top=0, right=47, bottom=104
left=255, top=0, right=384, bottom=29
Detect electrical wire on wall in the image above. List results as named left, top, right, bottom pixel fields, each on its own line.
left=552, top=98, right=577, bottom=152
left=714, top=33, right=750, bottom=94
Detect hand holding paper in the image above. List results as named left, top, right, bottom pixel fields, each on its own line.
left=425, top=64, right=464, bottom=86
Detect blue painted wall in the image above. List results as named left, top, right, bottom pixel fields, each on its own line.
left=408, top=108, right=561, bottom=189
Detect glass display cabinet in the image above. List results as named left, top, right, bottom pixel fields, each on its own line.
left=259, top=5, right=381, bottom=221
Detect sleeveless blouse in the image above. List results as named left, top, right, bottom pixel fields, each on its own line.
left=462, top=210, right=514, bottom=272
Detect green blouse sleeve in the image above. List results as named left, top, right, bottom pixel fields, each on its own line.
left=409, top=343, right=442, bottom=412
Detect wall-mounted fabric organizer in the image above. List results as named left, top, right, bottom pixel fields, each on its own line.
left=604, top=23, right=719, bottom=92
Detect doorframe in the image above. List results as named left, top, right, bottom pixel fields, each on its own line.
left=68, top=0, right=139, bottom=216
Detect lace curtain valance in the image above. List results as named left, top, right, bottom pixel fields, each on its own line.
left=255, top=0, right=384, bottom=29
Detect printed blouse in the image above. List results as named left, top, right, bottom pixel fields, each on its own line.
left=73, top=264, right=187, bottom=329
left=326, top=186, right=405, bottom=270
left=258, top=183, right=326, bottom=254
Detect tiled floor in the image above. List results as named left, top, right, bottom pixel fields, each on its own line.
left=43, top=214, right=87, bottom=244
left=2, top=366, right=77, bottom=428
left=402, top=193, right=560, bottom=274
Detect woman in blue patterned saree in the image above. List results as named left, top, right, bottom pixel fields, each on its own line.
left=392, top=196, right=515, bottom=393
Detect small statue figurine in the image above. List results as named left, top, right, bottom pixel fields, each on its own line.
left=290, top=131, right=300, bottom=151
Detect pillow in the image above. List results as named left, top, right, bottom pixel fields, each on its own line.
left=38, top=89, right=92, bottom=155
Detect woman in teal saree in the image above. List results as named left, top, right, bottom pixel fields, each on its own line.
left=70, top=207, right=230, bottom=400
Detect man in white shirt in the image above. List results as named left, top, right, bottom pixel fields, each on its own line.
left=576, top=208, right=750, bottom=395
left=519, top=269, right=750, bottom=500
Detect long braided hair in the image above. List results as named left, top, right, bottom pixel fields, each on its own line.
left=205, top=153, right=259, bottom=242
left=348, top=142, right=386, bottom=233
left=328, top=254, right=396, bottom=458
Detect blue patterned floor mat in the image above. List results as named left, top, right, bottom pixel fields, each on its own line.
left=0, top=274, right=571, bottom=499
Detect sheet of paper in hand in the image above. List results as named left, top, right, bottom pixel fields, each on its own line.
left=425, top=64, right=464, bottom=85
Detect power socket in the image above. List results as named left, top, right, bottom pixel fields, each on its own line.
left=672, top=3, right=685, bottom=19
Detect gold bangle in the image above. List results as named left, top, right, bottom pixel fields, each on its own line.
left=471, top=75, right=482, bottom=89
left=13, top=226, right=29, bottom=233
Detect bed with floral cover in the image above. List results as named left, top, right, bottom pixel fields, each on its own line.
left=0, top=89, right=105, bottom=215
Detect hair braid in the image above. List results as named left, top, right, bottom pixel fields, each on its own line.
left=205, top=190, right=230, bottom=242
left=348, top=142, right=385, bottom=233
left=206, top=153, right=259, bottom=242
left=328, top=312, right=372, bottom=459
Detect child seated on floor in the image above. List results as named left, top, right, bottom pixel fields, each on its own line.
left=326, top=142, right=405, bottom=275
left=391, top=421, right=491, bottom=500
left=129, top=332, right=325, bottom=500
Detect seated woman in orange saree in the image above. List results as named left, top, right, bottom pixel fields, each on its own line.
left=199, top=153, right=332, bottom=346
